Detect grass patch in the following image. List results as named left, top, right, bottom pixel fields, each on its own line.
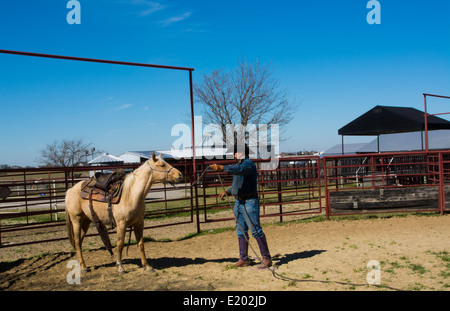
left=408, top=263, right=428, bottom=275
left=432, top=251, right=450, bottom=263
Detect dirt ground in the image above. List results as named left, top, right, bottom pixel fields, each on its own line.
left=1, top=213, right=449, bottom=292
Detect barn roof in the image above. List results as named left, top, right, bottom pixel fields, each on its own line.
left=359, top=130, right=450, bottom=153
left=88, top=153, right=123, bottom=165
left=338, top=105, right=450, bottom=136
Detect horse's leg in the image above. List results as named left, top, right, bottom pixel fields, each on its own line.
left=79, top=216, right=91, bottom=245
left=72, top=216, right=88, bottom=272
left=133, top=220, right=153, bottom=272
left=115, top=221, right=127, bottom=274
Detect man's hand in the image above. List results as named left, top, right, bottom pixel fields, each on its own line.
left=210, top=164, right=224, bottom=172
left=219, top=190, right=228, bottom=200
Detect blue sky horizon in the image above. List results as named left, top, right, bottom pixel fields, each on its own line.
left=1, top=0, right=449, bottom=166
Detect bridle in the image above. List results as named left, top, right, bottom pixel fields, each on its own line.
left=147, top=160, right=174, bottom=184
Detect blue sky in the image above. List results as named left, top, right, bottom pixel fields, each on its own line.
left=1, top=0, right=449, bottom=166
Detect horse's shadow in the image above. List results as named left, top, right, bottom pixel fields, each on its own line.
left=151, top=257, right=237, bottom=269
left=95, top=249, right=326, bottom=270
left=92, top=256, right=237, bottom=270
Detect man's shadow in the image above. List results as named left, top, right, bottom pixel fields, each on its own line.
left=272, top=250, right=326, bottom=267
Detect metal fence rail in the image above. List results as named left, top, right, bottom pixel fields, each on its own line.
left=194, top=156, right=322, bottom=225
left=0, top=157, right=322, bottom=248
left=1, top=152, right=449, bottom=248
left=0, top=161, right=195, bottom=248
left=323, top=151, right=450, bottom=219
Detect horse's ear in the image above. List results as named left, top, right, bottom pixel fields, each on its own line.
left=152, top=152, right=157, bottom=162
left=158, top=153, right=162, bottom=159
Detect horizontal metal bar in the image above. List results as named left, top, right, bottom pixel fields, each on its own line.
left=426, top=112, right=450, bottom=116
left=0, top=49, right=194, bottom=71
left=423, top=93, right=450, bottom=100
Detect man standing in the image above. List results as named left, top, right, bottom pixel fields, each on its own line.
left=210, top=145, right=272, bottom=269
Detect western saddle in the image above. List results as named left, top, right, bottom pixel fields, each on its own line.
left=79, top=170, right=127, bottom=254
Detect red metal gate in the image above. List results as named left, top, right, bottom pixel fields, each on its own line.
left=2, top=152, right=449, bottom=248
left=0, top=160, right=195, bottom=248
left=0, top=157, right=322, bottom=248
left=194, top=156, right=322, bottom=225
left=323, top=151, right=450, bottom=219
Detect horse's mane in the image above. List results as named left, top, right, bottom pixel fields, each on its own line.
left=121, top=157, right=169, bottom=201
left=121, top=166, right=138, bottom=202
left=121, top=160, right=154, bottom=201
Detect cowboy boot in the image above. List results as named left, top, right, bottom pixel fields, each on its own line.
left=235, top=237, right=250, bottom=267
left=256, top=234, right=272, bottom=269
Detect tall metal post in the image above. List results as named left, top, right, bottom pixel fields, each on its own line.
left=189, top=70, right=196, bottom=175
left=424, top=94, right=429, bottom=152
left=423, top=93, right=450, bottom=152
left=189, top=70, right=201, bottom=233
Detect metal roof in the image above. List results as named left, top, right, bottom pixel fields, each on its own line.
left=338, top=106, right=450, bottom=136
left=88, top=153, right=123, bottom=164
left=359, top=130, right=450, bottom=153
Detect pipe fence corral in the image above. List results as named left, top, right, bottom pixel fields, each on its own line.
left=323, top=151, right=450, bottom=219
left=195, top=156, right=322, bottom=226
left=0, top=157, right=322, bottom=248
left=1, top=152, right=449, bottom=248
left=0, top=162, right=196, bottom=248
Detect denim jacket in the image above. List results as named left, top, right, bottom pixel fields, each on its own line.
left=224, top=158, right=258, bottom=197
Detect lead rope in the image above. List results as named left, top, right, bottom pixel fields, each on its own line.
left=216, top=172, right=276, bottom=272
left=204, top=167, right=402, bottom=291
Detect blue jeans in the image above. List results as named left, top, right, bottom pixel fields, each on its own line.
left=234, top=197, right=264, bottom=239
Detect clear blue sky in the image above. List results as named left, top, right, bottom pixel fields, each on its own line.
left=1, top=0, right=449, bottom=166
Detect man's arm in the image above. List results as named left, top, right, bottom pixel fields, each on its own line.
left=224, top=160, right=254, bottom=176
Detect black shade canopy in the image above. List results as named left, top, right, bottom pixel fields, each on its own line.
left=338, top=105, right=450, bottom=136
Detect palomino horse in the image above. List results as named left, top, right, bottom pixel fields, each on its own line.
left=65, top=153, right=183, bottom=274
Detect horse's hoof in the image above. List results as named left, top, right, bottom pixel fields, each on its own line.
left=117, top=266, right=126, bottom=275
left=144, top=266, right=155, bottom=273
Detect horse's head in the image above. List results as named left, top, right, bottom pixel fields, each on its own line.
left=147, top=153, right=183, bottom=184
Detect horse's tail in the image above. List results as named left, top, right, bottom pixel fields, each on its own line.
left=65, top=188, right=75, bottom=248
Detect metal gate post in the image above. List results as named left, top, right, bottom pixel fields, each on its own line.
left=322, top=158, right=330, bottom=220
left=317, top=158, right=322, bottom=212
left=277, top=168, right=283, bottom=222
left=438, top=152, right=445, bottom=215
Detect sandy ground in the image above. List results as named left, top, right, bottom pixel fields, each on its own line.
left=0, top=213, right=449, bottom=292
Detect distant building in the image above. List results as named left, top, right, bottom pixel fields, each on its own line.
left=323, top=130, right=450, bottom=157
left=118, top=151, right=172, bottom=164
left=331, top=105, right=450, bottom=155
left=88, top=153, right=124, bottom=166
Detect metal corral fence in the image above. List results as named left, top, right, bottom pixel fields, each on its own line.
left=0, top=160, right=195, bottom=248
left=193, top=156, right=322, bottom=227
left=322, top=151, right=450, bottom=219
left=1, top=152, right=449, bottom=248
left=0, top=156, right=322, bottom=248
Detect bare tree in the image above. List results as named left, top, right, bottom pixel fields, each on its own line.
left=38, top=138, right=98, bottom=167
left=194, top=59, right=298, bottom=145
